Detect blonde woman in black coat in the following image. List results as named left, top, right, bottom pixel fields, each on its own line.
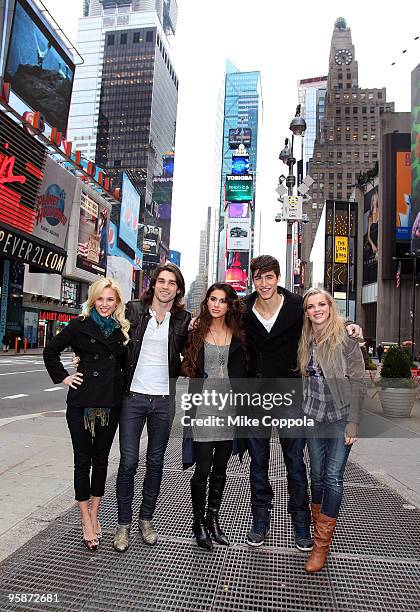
left=44, top=278, right=129, bottom=551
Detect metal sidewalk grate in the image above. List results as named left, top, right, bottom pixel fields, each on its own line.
left=1, top=429, right=420, bottom=611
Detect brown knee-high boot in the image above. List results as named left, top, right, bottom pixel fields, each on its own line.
left=311, top=503, right=321, bottom=527
left=305, top=513, right=336, bottom=573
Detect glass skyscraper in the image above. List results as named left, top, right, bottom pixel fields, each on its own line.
left=217, top=61, right=262, bottom=287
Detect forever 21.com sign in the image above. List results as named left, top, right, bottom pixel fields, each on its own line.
left=0, top=224, right=67, bottom=273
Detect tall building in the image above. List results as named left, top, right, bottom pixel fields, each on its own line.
left=302, top=17, right=394, bottom=288
left=216, top=61, right=262, bottom=291
left=186, top=207, right=212, bottom=314
left=297, top=75, right=328, bottom=171
left=68, top=0, right=179, bottom=269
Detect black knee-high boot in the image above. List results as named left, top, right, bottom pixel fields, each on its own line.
left=191, top=481, right=213, bottom=551
left=206, top=474, right=229, bottom=546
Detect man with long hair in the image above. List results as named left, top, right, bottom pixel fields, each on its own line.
left=243, top=255, right=360, bottom=550
left=113, top=263, right=191, bottom=552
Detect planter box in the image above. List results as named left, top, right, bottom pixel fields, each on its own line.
left=378, top=387, right=417, bottom=418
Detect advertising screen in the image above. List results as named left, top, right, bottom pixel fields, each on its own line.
left=0, top=111, right=46, bottom=235
left=169, top=250, right=181, bottom=266
left=225, top=251, right=249, bottom=295
left=143, top=225, right=161, bottom=263
left=225, top=175, right=253, bottom=203
left=411, top=64, right=420, bottom=256
left=33, top=157, right=76, bottom=248
left=76, top=192, right=108, bottom=276
left=120, top=173, right=140, bottom=251
left=162, top=155, right=174, bottom=177
left=231, top=155, right=249, bottom=175
left=227, top=219, right=251, bottom=251
left=228, top=128, right=252, bottom=149
left=362, top=185, right=379, bottom=285
left=395, top=151, right=412, bottom=240
left=228, top=202, right=249, bottom=218
left=5, top=0, right=75, bottom=134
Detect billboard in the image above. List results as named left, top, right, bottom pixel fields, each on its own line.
left=228, top=128, right=252, bottom=149
left=231, top=155, right=249, bottom=175
left=5, top=0, right=75, bottom=135
left=334, top=236, right=348, bottom=263
left=228, top=202, right=249, bottom=218
left=0, top=110, right=46, bottom=235
left=225, top=175, right=253, bottom=203
left=162, top=154, right=174, bottom=177
left=362, top=185, right=379, bottom=285
left=143, top=225, right=161, bottom=263
left=225, top=251, right=249, bottom=295
left=411, top=63, right=420, bottom=256
left=33, top=157, right=76, bottom=248
left=395, top=151, right=412, bottom=240
left=76, top=192, right=108, bottom=276
left=227, top=219, right=251, bottom=251
left=169, top=250, right=181, bottom=266
left=119, top=173, right=140, bottom=251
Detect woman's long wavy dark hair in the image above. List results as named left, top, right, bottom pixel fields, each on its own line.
left=182, top=282, right=246, bottom=378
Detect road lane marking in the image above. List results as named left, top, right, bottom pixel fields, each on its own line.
left=0, top=369, right=45, bottom=376
left=44, top=387, right=64, bottom=392
left=2, top=394, right=29, bottom=399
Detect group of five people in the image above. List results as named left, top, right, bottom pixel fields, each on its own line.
left=43, top=255, right=365, bottom=573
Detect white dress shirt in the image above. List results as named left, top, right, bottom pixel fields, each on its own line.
left=130, top=310, right=171, bottom=395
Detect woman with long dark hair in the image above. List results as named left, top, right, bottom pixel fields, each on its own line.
left=297, top=288, right=366, bottom=572
left=182, top=282, right=247, bottom=550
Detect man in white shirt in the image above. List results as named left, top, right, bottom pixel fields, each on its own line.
left=113, top=264, right=191, bottom=552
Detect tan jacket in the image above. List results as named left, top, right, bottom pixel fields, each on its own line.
left=315, top=335, right=367, bottom=424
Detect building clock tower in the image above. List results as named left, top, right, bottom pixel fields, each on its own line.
left=301, top=17, right=395, bottom=289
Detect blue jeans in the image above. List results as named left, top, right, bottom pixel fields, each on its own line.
left=306, top=419, right=352, bottom=519
left=116, top=393, right=175, bottom=524
left=247, top=433, right=310, bottom=529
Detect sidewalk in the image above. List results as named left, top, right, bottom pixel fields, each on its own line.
left=0, top=394, right=419, bottom=610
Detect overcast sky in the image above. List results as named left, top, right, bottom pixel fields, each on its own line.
left=42, top=0, right=419, bottom=287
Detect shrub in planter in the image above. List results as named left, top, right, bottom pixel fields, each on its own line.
left=377, top=346, right=418, bottom=417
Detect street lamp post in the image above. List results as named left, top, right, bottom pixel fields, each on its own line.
left=279, top=105, right=306, bottom=292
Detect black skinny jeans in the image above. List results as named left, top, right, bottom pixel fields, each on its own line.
left=66, top=407, right=119, bottom=502
left=191, top=440, right=233, bottom=486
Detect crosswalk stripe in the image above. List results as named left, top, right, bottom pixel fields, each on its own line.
left=44, top=387, right=64, bottom=392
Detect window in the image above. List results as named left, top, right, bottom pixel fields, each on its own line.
left=120, top=33, right=127, bottom=44
left=345, top=107, right=350, bottom=115
left=107, top=34, right=115, bottom=46
left=353, top=107, right=358, bottom=114
left=146, top=30, right=154, bottom=43
left=114, top=160, right=121, bottom=168
left=133, top=32, right=141, bottom=43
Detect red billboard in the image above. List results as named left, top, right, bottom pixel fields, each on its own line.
left=0, top=111, right=46, bottom=234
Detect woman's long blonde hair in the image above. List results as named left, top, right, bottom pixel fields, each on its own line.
left=81, top=278, right=130, bottom=344
left=297, top=288, right=345, bottom=375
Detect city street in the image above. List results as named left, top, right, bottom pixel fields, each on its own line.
left=0, top=355, right=74, bottom=418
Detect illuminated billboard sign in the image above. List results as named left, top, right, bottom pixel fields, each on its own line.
left=225, top=174, right=253, bottom=203
left=33, top=157, right=76, bottom=248
left=411, top=64, right=420, bottom=257
left=76, top=191, right=108, bottom=276
left=119, top=173, right=140, bottom=251
left=0, top=110, right=46, bottom=234
left=228, top=202, right=249, bottom=218
left=227, top=219, right=251, bottom=251
left=225, top=251, right=249, bottom=295
left=5, top=0, right=75, bottom=135
left=231, top=155, right=249, bottom=175
left=228, top=128, right=251, bottom=149
left=395, top=152, right=412, bottom=240
left=143, top=225, right=161, bottom=263
left=334, top=236, right=348, bottom=263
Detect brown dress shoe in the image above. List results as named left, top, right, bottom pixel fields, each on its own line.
left=305, top=513, right=337, bottom=573
left=113, top=524, right=131, bottom=552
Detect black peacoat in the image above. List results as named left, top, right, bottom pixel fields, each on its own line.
left=43, top=316, right=127, bottom=409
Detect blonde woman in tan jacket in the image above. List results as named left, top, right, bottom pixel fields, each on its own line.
left=297, top=288, right=366, bottom=573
